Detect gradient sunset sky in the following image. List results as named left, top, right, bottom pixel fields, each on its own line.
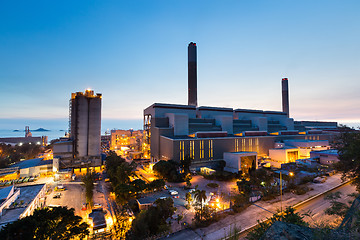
left=1, top=0, right=359, bottom=127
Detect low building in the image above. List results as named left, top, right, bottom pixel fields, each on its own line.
left=143, top=103, right=336, bottom=171
left=310, top=149, right=339, bottom=165
left=10, top=158, right=53, bottom=178
left=0, top=184, right=46, bottom=228
left=136, top=197, right=156, bottom=211
left=269, top=147, right=299, bottom=164
left=223, top=152, right=258, bottom=174
left=88, top=209, right=107, bottom=234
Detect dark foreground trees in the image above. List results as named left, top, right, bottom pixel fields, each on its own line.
left=0, top=206, right=89, bottom=240
left=246, top=206, right=308, bottom=240
left=333, top=129, right=360, bottom=190
left=82, top=171, right=95, bottom=208
left=127, top=198, right=176, bottom=239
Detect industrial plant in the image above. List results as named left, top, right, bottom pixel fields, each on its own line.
left=53, top=89, right=102, bottom=171
left=144, top=42, right=339, bottom=173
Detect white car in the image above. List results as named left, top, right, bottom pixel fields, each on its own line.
left=189, top=189, right=196, bottom=193
left=170, top=191, right=178, bottom=196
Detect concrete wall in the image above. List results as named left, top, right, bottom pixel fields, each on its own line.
left=215, top=115, right=233, bottom=134
left=166, top=113, right=189, bottom=136
left=88, top=97, right=101, bottom=157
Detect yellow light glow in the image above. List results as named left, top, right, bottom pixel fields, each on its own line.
left=216, top=198, right=219, bottom=203
left=289, top=172, right=294, bottom=177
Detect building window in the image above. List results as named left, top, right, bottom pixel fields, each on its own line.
left=190, top=141, right=194, bottom=159
left=255, top=138, right=259, bottom=153
left=249, top=138, right=253, bottom=151
left=209, top=140, right=213, bottom=159
left=200, top=141, right=204, bottom=159
left=235, top=139, right=239, bottom=152
left=179, top=141, right=184, bottom=161
left=242, top=138, right=246, bottom=151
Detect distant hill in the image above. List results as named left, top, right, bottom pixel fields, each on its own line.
left=32, top=128, right=50, bottom=132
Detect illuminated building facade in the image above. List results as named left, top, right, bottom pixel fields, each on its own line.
left=110, top=129, right=143, bottom=158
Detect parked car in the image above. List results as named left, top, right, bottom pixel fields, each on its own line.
left=53, top=193, right=61, bottom=199
left=55, top=185, right=66, bottom=191
left=170, top=190, right=178, bottom=196
left=189, top=189, right=196, bottom=193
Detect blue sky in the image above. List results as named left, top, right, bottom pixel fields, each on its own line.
left=1, top=0, right=359, bottom=128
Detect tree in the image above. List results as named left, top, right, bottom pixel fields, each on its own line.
left=324, top=191, right=351, bottom=218
left=131, top=179, right=147, bottom=193
left=246, top=206, right=308, bottom=240
left=185, top=192, right=193, bottom=206
left=128, top=198, right=176, bottom=239
left=333, top=129, right=360, bottom=190
left=185, top=173, right=192, bottom=188
left=82, top=171, right=95, bottom=207
left=0, top=207, right=89, bottom=240
left=180, top=155, right=191, bottom=174
left=153, top=160, right=182, bottom=182
left=147, top=179, right=165, bottom=191
left=115, top=183, right=136, bottom=205
left=194, top=190, right=207, bottom=220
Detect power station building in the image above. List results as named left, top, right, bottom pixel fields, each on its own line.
left=53, top=89, right=102, bottom=169
left=143, top=42, right=338, bottom=172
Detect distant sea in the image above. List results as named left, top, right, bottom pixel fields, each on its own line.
left=0, top=118, right=358, bottom=141
left=0, top=118, right=143, bottom=141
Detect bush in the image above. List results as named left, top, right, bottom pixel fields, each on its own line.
left=295, top=186, right=311, bottom=195
left=202, top=171, right=238, bottom=181
left=207, top=183, right=219, bottom=188
left=300, top=176, right=315, bottom=185
left=153, top=160, right=183, bottom=182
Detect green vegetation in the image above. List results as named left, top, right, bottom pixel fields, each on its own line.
left=192, top=189, right=218, bottom=226
left=0, top=143, right=43, bottom=168
left=105, top=152, right=137, bottom=204
left=106, top=151, right=165, bottom=205
left=180, top=155, right=191, bottom=174
left=324, top=191, right=353, bottom=218
left=128, top=198, right=176, bottom=239
left=246, top=206, right=308, bottom=240
left=333, top=129, right=360, bottom=190
left=0, top=206, right=89, bottom=240
left=185, top=192, right=193, bottom=206
left=153, top=160, right=183, bottom=182
left=82, top=171, right=95, bottom=208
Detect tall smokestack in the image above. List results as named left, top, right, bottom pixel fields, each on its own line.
left=188, top=42, right=197, bottom=106
left=282, top=78, right=290, bottom=117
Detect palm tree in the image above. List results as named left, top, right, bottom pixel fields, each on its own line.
left=194, top=190, right=207, bottom=220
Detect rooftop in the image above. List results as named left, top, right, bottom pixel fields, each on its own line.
left=0, top=184, right=45, bottom=226
left=9, top=158, right=52, bottom=169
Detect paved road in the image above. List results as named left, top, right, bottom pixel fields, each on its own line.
left=165, top=177, right=356, bottom=240
left=46, top=182, right=86, bottom=218
left=297, top=181, right=356, bottom=228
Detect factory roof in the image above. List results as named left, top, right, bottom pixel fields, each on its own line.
left=312, top=149, right=338, bottom=155
left=9, top=158, right=52, bottom=170
left=0, top=186, right=13, bottom=201
left=198, top=106, right=233, bottom=112
left=0, top=184, right=45, bottom=227
left=149, top=103, right=196, bottom=110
